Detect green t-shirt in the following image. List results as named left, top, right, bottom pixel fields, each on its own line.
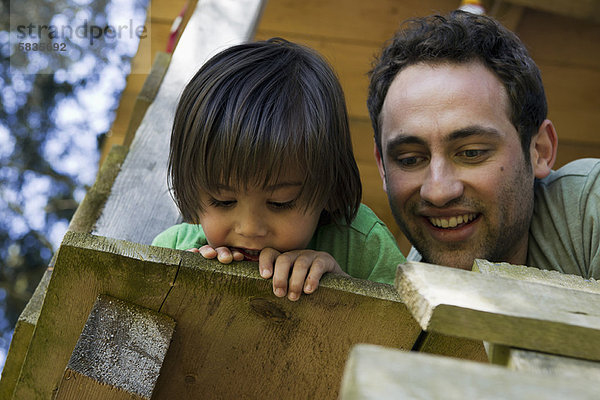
left=152, top=203, right=405, bottom=285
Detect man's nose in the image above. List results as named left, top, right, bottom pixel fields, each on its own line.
left=420, top=158, right=464, bottom=207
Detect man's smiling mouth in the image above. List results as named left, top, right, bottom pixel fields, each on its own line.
left=428, top=213, right=478, bottom=228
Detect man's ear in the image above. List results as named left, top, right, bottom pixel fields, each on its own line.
left=374, top=142, right=387, bottom=192
left=530, top=119, right=558, bottom=179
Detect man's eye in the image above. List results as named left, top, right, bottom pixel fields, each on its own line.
left=457, top=149, right=489, bottom=162
left=397, top=156, right=425, bottom=169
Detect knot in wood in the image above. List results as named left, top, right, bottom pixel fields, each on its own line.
left=249, top=297, right=289, bottom=323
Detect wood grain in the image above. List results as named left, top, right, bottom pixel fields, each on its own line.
left=397, top=261, right=600, bottom=361
left=12, top=231, right=422, bottom=399
left=151, top=248, right=421, bottom=399
left=339, top=344, right=597, bottom=400
left=12, top=232, right=179, bottom=399
left=473, top=259, right=600, bottom=294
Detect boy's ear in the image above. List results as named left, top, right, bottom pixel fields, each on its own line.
left=374, top=143, right=387, bottom=192
left=530, top=119, right=558, bottom=179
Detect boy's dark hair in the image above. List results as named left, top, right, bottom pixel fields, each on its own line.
left=367, top=10, right=547, bottom=161
left=170, top=38, right=361, bottom=225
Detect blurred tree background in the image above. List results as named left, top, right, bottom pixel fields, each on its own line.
left=0, top=0, right=147, bottom=368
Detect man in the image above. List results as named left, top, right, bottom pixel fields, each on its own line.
left=368, top=11, right=600, bottom=278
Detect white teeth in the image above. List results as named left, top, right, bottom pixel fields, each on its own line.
left=429, top=214, right=476, bottom=228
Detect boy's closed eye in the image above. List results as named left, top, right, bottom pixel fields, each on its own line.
left=267, top=200, right=296, bottom=210
left=208, top=197, right=236, bottom=208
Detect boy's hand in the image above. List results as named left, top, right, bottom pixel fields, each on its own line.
left=189, top=245, right=244, bottom=263
left=258, top=248, right=347, bottom=301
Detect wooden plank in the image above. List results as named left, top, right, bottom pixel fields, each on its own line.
left=516, top=9, right=600, bottom=69
left=93, top=0, right=266, bottom=244
left=416, top=332, right=488, bottom=363
left=11, top=232, right=179, bottom=400
left=69, top=145, right=129, bottom=234
left=0, top=145, right=127, bottom=398
left=555, top=140, right=600, bottom=168
left=396, top=261, right=600, bottom=361
left=339, top=344, right=598, bottom=399
left=257, top=0, right=456, bottom=44
left=55, top=295, right=175, bottom=400
left=507, top=348, right=600, bottom=380
left=150, top=246, right=421, bottom=399
left=252, top=32, right=374, bottom=119
left=123, top=51, right=172, bottom=148
left=503, top=0, right=600, bottom=23
left=543, top=65, right=600, bottom=146
left=0, top=268, right=52, bottom=399
left=489, top=2, right=525, bottom=31
left=12, top=232, right=422, bottom=399
left=150, top=0, right=195, bottom=24
left=473, top=259, right=600, bottom=294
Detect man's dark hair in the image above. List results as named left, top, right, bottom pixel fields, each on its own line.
left=170, top=38, right=361, bottom=225
left=368, top=10, right=547, bottom=159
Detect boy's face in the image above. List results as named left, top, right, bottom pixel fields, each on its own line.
left=198, top=174, right=322, bottom=261
left=375, top=61, right=538, bottom=270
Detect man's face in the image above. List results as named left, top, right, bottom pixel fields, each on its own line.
left=375, top=61, right=536, bottom=269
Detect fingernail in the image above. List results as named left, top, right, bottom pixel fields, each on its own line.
left=304, top=284, right=313, bottom=293
left=275, top=288, right=284, bottom=297
left=260, top=269, right=269, bottom=278
left=288, top=292, right=298, bottom=301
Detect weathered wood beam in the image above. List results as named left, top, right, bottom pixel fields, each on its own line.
left=93, top=0, right=267, bottom=244
left=475, top=260, right=600, bottom=374
left=396, top=261, right=600, bottom=361
left=11, top=233, right=180, bottom=399
left=506, top=348, right=600, bottom=380
left=0, top=268, right=52, bottom=399
left=339, top=344, right=597, bottom=399
left=123, top=52, right=172, bottom=148
left=55, top=295, right=175, bottom=400
left=473, top=259, right=600, bottom=294
left=11, top=232, right=423, bottom=399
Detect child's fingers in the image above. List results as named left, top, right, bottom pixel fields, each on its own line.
left=286, top=253, right=314, bottom=301
left=215, top=247, right=234, bottom=264
left=271, top=252, right=298, bottom=298
left=198, top=245, right=217, bottom=258
left=258, top=248, right=280, bottom=279
left=231, top=249, right=244, bottom=261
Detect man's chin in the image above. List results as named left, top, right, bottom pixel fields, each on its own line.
left=419, top=247, right=479, bottom=271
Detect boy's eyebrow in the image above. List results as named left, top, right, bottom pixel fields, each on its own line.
left=264, top=181, right=303, bottom=191
left=215, top=182, right=302, bottom=191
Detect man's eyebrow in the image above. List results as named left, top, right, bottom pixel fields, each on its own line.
left=385, top=135, right=427, bottom=152
left=384, top=126, right=503, bottom=152
left=445, top=126, right=503, bottom=143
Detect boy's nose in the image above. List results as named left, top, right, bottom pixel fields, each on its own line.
left=420, top=158, right=464, bottom=207
left=235, top=212, right=268, bottom=238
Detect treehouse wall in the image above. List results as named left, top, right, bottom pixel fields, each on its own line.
left=254, top=0, right=600, bottom=254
